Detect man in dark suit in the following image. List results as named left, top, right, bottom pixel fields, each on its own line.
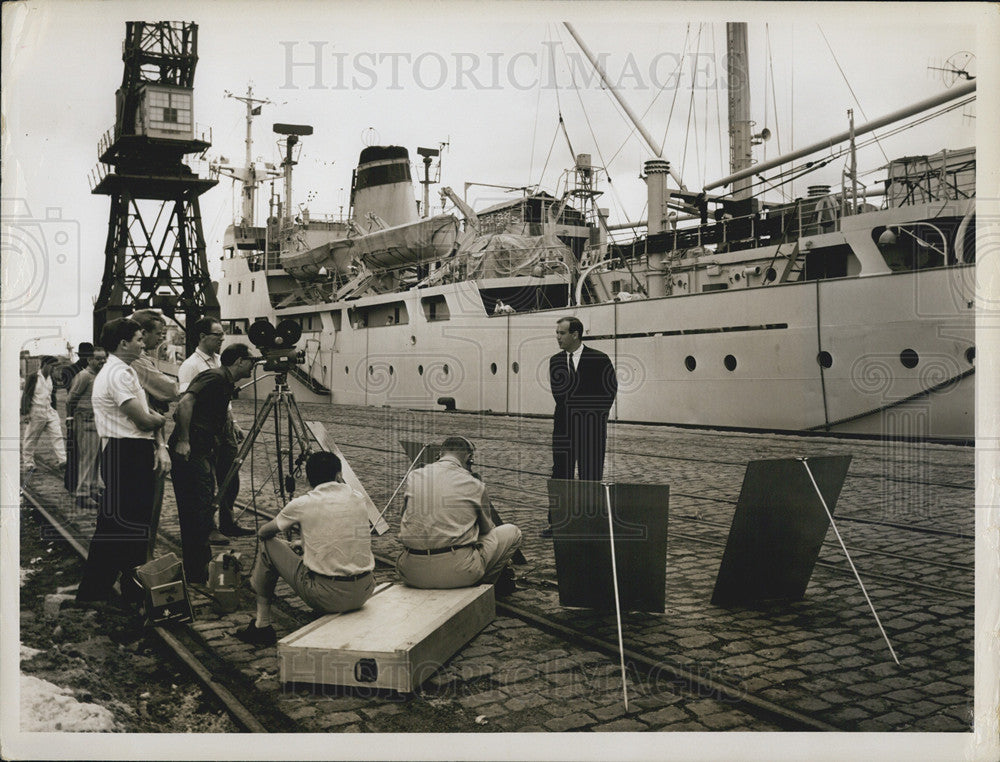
left=548, top=316, right=617, bottom=482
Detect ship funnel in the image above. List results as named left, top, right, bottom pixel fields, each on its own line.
left=644, top=159, right=672, bottom=298
left=351, top=146, right=419, bottom=231
left=644, top=159, right=671, bottom=235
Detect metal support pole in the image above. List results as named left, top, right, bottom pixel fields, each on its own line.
left=799, top=458, right=899, bottom=665
left=603, top=482, right=630, bottom=710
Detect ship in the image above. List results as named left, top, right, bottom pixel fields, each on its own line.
left=212, top=23, right=977, bottom=441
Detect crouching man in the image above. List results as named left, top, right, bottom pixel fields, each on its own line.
left=396, top=436, right=521, bottom=595
left=235, top=451, right=376, bottom=647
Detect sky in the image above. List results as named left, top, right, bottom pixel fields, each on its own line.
left=1, top=0, right=985, bottom=353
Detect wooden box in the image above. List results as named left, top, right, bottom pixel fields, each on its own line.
left=278, top=583, right=495, bottom=692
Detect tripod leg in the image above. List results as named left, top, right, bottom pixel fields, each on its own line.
left=212, top=391, right=278, bottom=514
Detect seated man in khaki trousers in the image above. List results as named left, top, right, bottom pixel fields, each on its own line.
left=396, top=436, right=521, bottom=596
left=235, top=451, right=375, bottom=646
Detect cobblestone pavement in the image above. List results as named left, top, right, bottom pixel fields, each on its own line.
left=21, top=397, right=975, bottom=735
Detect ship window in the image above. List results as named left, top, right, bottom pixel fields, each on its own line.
left=724, top=354, right=737, bottom=371
left=228, top=284, right=232, bottom=295
left=422, top=295, right=450, bottom=321
left=237, top=282, right=241, bottom=294
left=900, top=349, right=919, bottom=369
left=443, top=364, right=449, bottom=375
left=389, top=366, right=394, bottom=375
left=345, top=366, right=349, bottom=375
left=702, top=283, right=728, bottom=292
left=350, top=301, right=407, bottom=328
left=966, top=346, right=975, bottom=365
left=490, top=363, right=497, bottom=375
left=817, top=351, right=833, bottom=369
left=512, top=362, right=520, bottom=374
left=684, top=356, right=696, bottom=372
left=418, top=365, right=424, bottom=375
left=251, top=280, right=255, bottom=292
left=764, top=268, right=777, bottom=283
left=368, top=365, right=373, bottom=376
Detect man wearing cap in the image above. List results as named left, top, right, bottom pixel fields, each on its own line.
left=20, top=355, right=66, bottom=474
left=168, top=343, right=259, bottom=584
left=234, top=451, right=376, bottom=647
left=396, top=437, right=521, bottom=595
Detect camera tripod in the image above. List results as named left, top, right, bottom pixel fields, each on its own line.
left=212, top=370, right=316, bottom=516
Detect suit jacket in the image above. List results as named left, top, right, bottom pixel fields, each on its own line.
left=549, top=345, right=617, bottom=416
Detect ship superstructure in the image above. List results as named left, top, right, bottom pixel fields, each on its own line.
left=213, top=24, right=976, bottom=440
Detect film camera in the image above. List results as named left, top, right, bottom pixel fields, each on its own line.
left=248, top=318, right=306, bottom=372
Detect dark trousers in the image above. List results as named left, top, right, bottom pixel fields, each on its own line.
left=552, top=408, right=608, bottom=482
left=169, top=447, right=216, bottom=583
left=77, top=438, right=155, bottom=603
left=214, top=439, right=239, bottom=527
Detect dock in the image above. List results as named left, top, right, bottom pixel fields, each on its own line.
left=22, top=398, right=975, bottom=735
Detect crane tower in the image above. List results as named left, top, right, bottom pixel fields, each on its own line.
left=90, top=21, right=218, bottom=351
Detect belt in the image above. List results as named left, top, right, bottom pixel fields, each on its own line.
left=310, top=569, right=372, bottom=583
left=403, top=543, right=477, bottom=556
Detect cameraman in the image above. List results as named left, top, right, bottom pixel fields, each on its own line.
left=168, top=343, right=259, bottom=584
left=178, top=317, right=252, bottom=540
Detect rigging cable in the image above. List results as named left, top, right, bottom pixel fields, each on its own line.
left=658, top=24, right=693, bottom=160
left=714, top=24, right=726, bottom=183
left=817, top=24, right=890, bottom=165
left=679, top=24, right=704, bottom=181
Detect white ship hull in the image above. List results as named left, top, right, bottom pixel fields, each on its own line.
left=219, top=252, right=975, bottom=439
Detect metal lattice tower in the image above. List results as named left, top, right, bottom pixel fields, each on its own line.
left=90, top=21, right=218, bottom=351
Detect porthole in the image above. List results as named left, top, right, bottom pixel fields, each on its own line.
left=684, top=356, right=696, bottom=372
left=344, top=366, right=349, bottom=375
left=490, top=362, right=498, bottom=375
left=966, top=346, right=975, bottom=365
left=418, top=365, right=424, bottom=375
left=724, top=354, right=737, bottom=372
left=389, top=366, right=394, bottom=375
left=443, top=364, right=450, bottom=375
left=900, top=349, right=919, bottom=369
left=817, top=351, right=833, bottom=369
left=764, top=267, right=777, bottom=283
left=368, top=365, right=373, bottom=376
left=512, top=361, right=520, bottom=374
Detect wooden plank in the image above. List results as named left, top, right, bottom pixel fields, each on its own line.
left=278, top=583, right=495, bottom=692
left=305, top=421, right=389, bottom=535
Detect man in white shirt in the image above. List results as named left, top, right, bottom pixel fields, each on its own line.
left=20, top=355, right=66, bottom=473
left=234, top=451, right=376, bottom=646
left=177, top=317, right=251, bottom=539
left=76, top=318, right=167, bottom=606
left=65, top=348, right=108, bottom=507
left=396, top=437, right=521, bottom=594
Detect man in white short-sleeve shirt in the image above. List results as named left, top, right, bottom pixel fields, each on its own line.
left=77, top=318, right=167, bottom=606
left=234, top=451, right=375, bottom=646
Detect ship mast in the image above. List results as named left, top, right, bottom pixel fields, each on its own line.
left=223, top=85, right=273, bottom=226
left=727, top=23, right=753, bottom=200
